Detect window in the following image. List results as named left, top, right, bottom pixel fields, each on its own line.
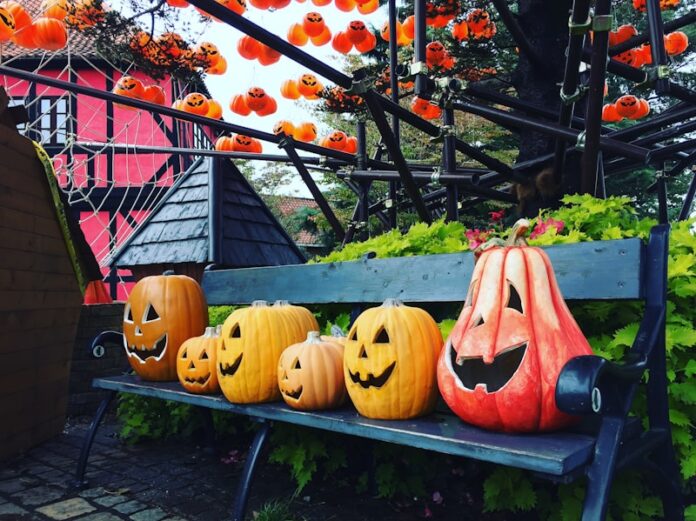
left=34, top=97, right=70, bottom=146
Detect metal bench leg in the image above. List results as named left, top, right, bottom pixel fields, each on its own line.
left=643, top=458, right=684, bottom=520
left=232, top=420, right=272, bottom=521
left=199, top=407, right=216, bottom=454
left=71, top=390, right=116, bottom=489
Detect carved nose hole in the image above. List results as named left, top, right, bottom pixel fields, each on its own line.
left=359, top=345, right=368, bottom=358
left=188, top=361, right=195, bottom=370
left=473, top=315, right=485, bottom=328
left=135, top=326, right=142, bottom=336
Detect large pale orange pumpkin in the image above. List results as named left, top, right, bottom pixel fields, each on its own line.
left=437, top=220, right=593, bottom=432
left=278, top=331, right=346, bottom=410
left=344, top=299, right=442, bottom=419
left=123, top=274, right=208, bottom=381
left=32, top=17, right=68, bottom=51
left=218, top=301, right=319, bottom=403
left=177, top=326, right=220, bottom=394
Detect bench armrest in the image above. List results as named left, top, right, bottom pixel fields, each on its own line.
left=556, top=305, right=665, bottom=415
left=90, top=330, right=124, bottom=359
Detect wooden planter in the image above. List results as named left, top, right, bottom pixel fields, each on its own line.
left=0, top=103, right=83, bottom=460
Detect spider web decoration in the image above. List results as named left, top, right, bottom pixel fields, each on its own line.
left=1, top=12, right=212, bottom=300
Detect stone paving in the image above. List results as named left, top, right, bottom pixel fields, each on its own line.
left=0, top=416, right=256, bottom=521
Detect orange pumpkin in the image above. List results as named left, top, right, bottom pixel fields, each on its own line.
left=423, top=103, right=442, bottom=120
left=32, top=17, right=68, bottom=51
left=12, top=21, right=38, bottom=49
left=0, top=6, right=15, bottom=42
left=41, top=0, right=69, bottom=20
left=346, top=20, right=367, bottom=44
left=312, top=0, right=331, bottom=5
left=411, top=96, right=430, bottom=116
left=2, top=1, right=30, bottom=34
left=142, top=85, right=166, bottom=105
left=273, top=120, right=295, bottom=136
left=113, top=76, right=145, bottom=99
left=601, top=103, right=622, bottom=123
left=297, top=74, right=322, bottom=97
left=357, top=0, right=377, bottom=14
left=195, top=41, right=221, bottom=67
left=326, top=130, right=348, bottom=150
left=248, top=0, right=270, bottom=8
left=311, top=25, right=332, bottom=46
left=232, top=134, right=256, bottom=152
left=230, top=94, right=252, bottom=115
left=628, top=98, right=650, bottom=120
left=344, top=136, right=358, bottom=154
left=466, top=8, right=490, bottom=34
left=206, top=55, right=228, bottom=74
left=226, top=0, right=246, bottom=15
left=245, top=87, right=269, bottom=111
left=288, top=22, right=308, bottom=46
left=614, top=49, right=639, bottom=67
left=426, top=41, right=446, bottom=67
left=293, top=122, right=317, bottom=142
left=237, top=35, right=261, bottom=60
left=258, top=44, right=281, bottom=65
left=615, top=94, right=639, bottom=118
left=249, top=138, right=263, bottom=153
left=354, top=31, right=376, bottom=52
left=255, top=96, right=277, bottom=116
left=402, top=15, right=415, bottom=39
left=437, top=220, right=593, bottom=432
left=334, top=0, right=356, bottom=12
left=177, top=327, right=221, bottom=394
left=166, top=0, right=190, bottom=6
left=451, top=20, right=469, bottom=41
left=608, top=24, right=637, bottom=46
left=332, top=31, right=353, bottom=54
left=215, top=135, right=236, bottom=151
left=302, top=12, right=325, bottom=38
left=206, top=99, right=223, bottom=119
left=182, top=92, right=210, bottom=115
left=280, top=79, right=301, bottom=100
left=664, top=31, right=688, bottom=56
left=123, top=274, right=208, bottom=382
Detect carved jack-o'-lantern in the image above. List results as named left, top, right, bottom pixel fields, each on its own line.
left=183, top=92, right=210, bottom=115
left=325, top=130, right=348, bottom=150
left=195, top=41, right=221, bottom=67
left=177, top=327, right=220, bottom=394
left=436, top=220, right=593, bottom=433
left=113, top=76, right=145, bottom=100
left=347, top=20, right=367, bottom=44
left=298, top=74, right=321, bottom=97
left=293, top=121, right=317, bottom=142
left=302, top=11, right=325, bottom=37
left=466, top=8, right=490, bottom=34
left=0, top=6, right=15, bottom=42
left=218, top=300, right=319, bottom=403
left=273, top=120, right=295, bottom=136
left=615, top=94, right=639, bottom=118
left=278, top=331, right=346, bottom=410
left=123, top=273, right=208, bottom=381
left=344, top=299, right=442, bottom=420
left=426, top=41, right=445, bottom=67
left=245, top=87, right=268, bottom=111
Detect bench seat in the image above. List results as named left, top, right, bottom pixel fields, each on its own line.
left=96, top=374, right=598, bottom=477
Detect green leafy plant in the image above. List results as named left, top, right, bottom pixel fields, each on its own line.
left=253, top=499, right=306, bottom=521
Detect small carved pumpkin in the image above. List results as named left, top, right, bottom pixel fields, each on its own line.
left=257, top=44, right=281, bottom=66
left=354, top=31, right=376, bottom=52
left=233, top=134, right=255, bottom=152
left=344, top=299, right=442, bottom=420
left=142, top=85, right=166, bottom=105
left=244, top=87, right=268, bottom=111
left=332, top=30, right=353, bottom=54
left=451, top=20, right=469, bottom=41
left=302, top=11, right=325, bottom=38
left=113, top=76, right=145, bottom=99
left=280, top=79, right=301, bottom=100
left=206, top=56, right=228, bottom=75
left=273, top=120, right=295, bottom=136
left=215, top=135, right=236, bottom=151
left=437, top=220, right=593, bottom=432
left=466, top=8, right=490, bottom=34
left=177, top=327, right=220, bottom=394
left=614, top=49, right=639, bottom=67
left=255, top=96, right=277, bottom=116
left=230, top=94, right=252, bottom=116
left=226, top=0, right=246, bottom=15
left=426, top=41, right=445, bottom=67
left=664, top=31, right=688, bottom=56
left=334, top=0, right=356, bottom=12
left=326, top=130, right=348, bottom=150
left=347, top=20, right=367, bottom=44
left=298, top=74, right=322, bottom=97
left=402, top=15, right=415, bottom=39
left=123, top=273, right=208, bottom=381
left=615, top=94, right=639, bottom=118
left=628, top=98, right=650, bottom=120
left=0, top=6, right=15, bottom=42
left=218, top=300, right=319, bottom=403
left=288, top=22, right=308, bottom=46
left=278, top=331, right=346, bottom=410
left=310, top=25, right=331, bottom=46
left=357, top=0, right=378, bottom=14
left=182, top=92, right=210, bottom=115
left=601, top=103, right=622, bottom=123
left=293, top=121, right=317, bottom=142
left=237, top=35, right=260, bottom=60
left=206, top=99, right=223, bottom=119
left=195, top=41, right=221, bottom=67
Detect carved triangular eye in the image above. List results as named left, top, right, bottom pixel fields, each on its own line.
left=472, top=315, right=485, bottom=328
left=348, top=328, right=357, bottom=341
left=465, top=280, right=478, bottom=307
left=292, top=358, right=301, bottom=369
left=229, top=324, right=241, bottom=338
left=200, top=350, right=209, bottom=360
left=124, top=304, right=133, bottom=323
left=144, top=304, right=159, bottom=322
left=359, top=345, right=368, bottom=358
left=373, top=327, right=390, bottom=344
left=506, top=281, right=523, bottom=314
left=181, top=348, right=187, bottom=359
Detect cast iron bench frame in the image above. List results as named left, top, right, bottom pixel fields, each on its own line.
left=73, top=224, right=685, bottom=521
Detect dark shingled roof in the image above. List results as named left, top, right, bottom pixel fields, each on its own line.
left=110, top=157, right=305, bottom=269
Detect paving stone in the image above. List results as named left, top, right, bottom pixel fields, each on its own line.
left=74, top=513, right=124, bottom=521
left=0, top=479, right=28, bottom=495
left=78, top=488, right=107, bottom=499
left=129, top=508, right=168, bottom=521
left=113, top=500, right=147, bottom=515
left=0, top=469, right=20, bottom=481
left=0, top=502, right=28, bottom=516
left=36, top=498, right=96, bottom=520
left=12, top=485, right=65, bottom=506
left=93, top=495, right=129, bottom=508
left=27, top=465, right=55, bottom=477
left=160, top=517, right=188, bottom=521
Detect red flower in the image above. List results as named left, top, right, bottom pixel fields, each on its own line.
left=489, top=210, right=505, bottom=222
left=530, top=217, right=565, bottom=239
left=465, top=228, right=492, bottom=250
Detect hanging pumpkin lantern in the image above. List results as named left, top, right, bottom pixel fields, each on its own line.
left=629, top=98, right=650, bottom=120
left=664, top=31, right=688, bottom=56
left=2, top=1, right=29, bottom=33
left=344, top=136, right=358, bottom=154
left=248, top=0, right=271, bottom=8
left=255, top=96, right=277, bottom=116
left=297, top=74, right=322, bottom=97
left=356, top=0, right=377, bottom=14
left=258, top=44, right=281, bottom=65
left=244, top=87, right=269, bottom=111
left=237, top=35, right=261, bottom=60
left=293, top=121, right=317, bottom=142
left=426, top=41, right=446, bottom=67
left=601, top=103, right=623, bottom=123
left=0, top=6, right=15, bottom=42
left=215, top=135, right=236, bottom=151
left=12, top=20, right=38, bottom=49
left=280, top=79, right=301, bottom=100
left=302, top=12, right=325, bottom=38
left=194, top=41, right=222, bottom=67
left=354, top=30, right=376, bottom=52
left=278, top=331, right=346, bottom=410
left=32, top=17, right=67, bottom=50
left=451, top=20, right=469, bottom=41
left=332, top=31, right=353, bottom=54
left=346, top=20, right=367, bottom=44
left=608, top=24, right=637, bottom=46
left=232, top=134, right=256, bottom=152
left=312, top=0, right=331, bottom=6
left=335, top=0, right=356, bottom=11
left=41, top=0, right=69, bottom=20
left=218, top=300, right=319, bottom=403
left=113, top=76, right=145, bottom=99
left=411, top=96, right=430, bottom=116
left=166, top=0, right=190, bottom=7
left=206, top=55, right=228, bottom=75
left=325, top=130, right=348, bottom=150
left=177, top=327, right=221, bottom=394
left=466, top=9, right=490, bottom=34
left=123, top=273, right=208, bottom=381
left=614, top=49, right=639, bottom=67
left=206, top=99, right=223, bottom=119
left=615, top=94, right=640, bottom=118
left=311, top=25, right=332, bottom=46
left=142, top=85, right=166, bottom=105
left=288, top=22, right=308, bottom=46
left=402, top=15, right=415, bottom=39
left=380, top=20, right=399, bottom=42
left=182, top=92, right=210, bottom=115
left=225, top=0, right=247, bottom=15
left=423, top=103, right=442, bottom=120
left=437, top=220, right=593, bottom=433
left=344, top=299, right=442, bottom=420
left=273, top=120, right=295, bottom=136
left=230, top=94, right=252, bottom=116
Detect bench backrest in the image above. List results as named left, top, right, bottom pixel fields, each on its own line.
left=202, top=238, right=646, bottom=305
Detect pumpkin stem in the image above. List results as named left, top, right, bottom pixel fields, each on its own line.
left=215, top=324, right=222, bottom=336
left=306, top=331, right=322, bottom=343
left=204, top=326, right=217, bottom=338
left=505, top=219, right=530, bottom=247
left=251, top=300, right=269, bottom=307
left=274, top=300, right=289, bottom=306
left=382, top=298, right=403, bottom=307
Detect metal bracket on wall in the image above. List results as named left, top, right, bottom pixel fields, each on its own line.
left=559, top=84, right=588, bottom=105
left=576, top=130, right=587, bottom=151
left=592, top=15, right=613, bottom=32
left=568, top=14, right=592, bottom=34
left=429, top=125, right=455, bottom=144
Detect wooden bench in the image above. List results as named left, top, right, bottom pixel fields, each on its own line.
left=73, top=224, right=685, bottom=521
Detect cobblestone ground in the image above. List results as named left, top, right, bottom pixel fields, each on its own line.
left=0, top=417, right=264, bottom=521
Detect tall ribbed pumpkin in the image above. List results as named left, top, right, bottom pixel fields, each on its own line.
left=123, top=273, right=208, bottom=381
left=218, top=301, right=319, bottom=403
left=437, top=220, right=593, bottom=432
left=278, top=331, right=346, bottom=410
left=344, top=299, right=442, bottom=419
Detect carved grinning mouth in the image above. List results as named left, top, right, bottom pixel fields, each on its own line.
left=349, top=361, right=396, bottom=389
left=219, top=353, right=243, bottom=377
left=447, top=340, right=527, bottom=393
left=282, top=385, right=303, bottom=400
left=127, top=334, right=167, bottom=363
left=185, top=374, right=211, bottom=386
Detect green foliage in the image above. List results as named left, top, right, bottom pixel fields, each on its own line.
left=253, top=499, right=305, bottom=521
left=209, top=306, right=236, bottom=327
left=117, top=394, right=198, bottom=443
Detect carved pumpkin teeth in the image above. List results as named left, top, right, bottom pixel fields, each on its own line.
left=128, top=334, right=168, bottom=363
left=448, top=340, right=527, bottom=393
left=219, top=353, right=243, bottom=377
left=348, top=361, right=396, bottom=389
left=184, top=374, right=211, bottom=385
left=281, top=385, right=303, bottom=400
